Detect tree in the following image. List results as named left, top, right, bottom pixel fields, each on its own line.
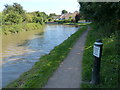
left=25, top=13, right=33, bottom=23
left=13, top=3, right=26, bottom=21
left=62, top=10, right=68, bottom=14
left=13, top=3, right=25, bottom=14
left=75, top=13, right=80, bottom=23
left=3, top=3, right=26, bottom=24
left=4, top=12, right=22, bottom=24
left=32, top=11, right=48, bottom=24
left=78, top=2, right=120, bottom=36
left=2, top=3, right=48, bottom=25
left=79, top=2, right=120, bottom=25
left=49, top=13, right=56, bottom=17
left=0, top=13, right=2, bottom=24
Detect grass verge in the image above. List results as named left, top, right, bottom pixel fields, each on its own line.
left=63, top=22, right=91, bottom=26
left=5, top=26, right=87, bottom=88
left=81, top=24, right=119, bottom=88
left=1, top=23, right=42, bottom=35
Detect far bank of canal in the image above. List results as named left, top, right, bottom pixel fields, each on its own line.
left=1, top=24, right=79, bottom=87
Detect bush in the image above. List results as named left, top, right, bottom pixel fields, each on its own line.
left=4, top=13, right=23, bottom=24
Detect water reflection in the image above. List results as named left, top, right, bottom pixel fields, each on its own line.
left=1, top=25, right=79, bottom=87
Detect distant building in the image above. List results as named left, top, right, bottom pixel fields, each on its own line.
left=52, top=15, right=61, bottom=20
left=51, top=11, right=80, bottom=21
left=59, top=11, right=79, bottom=20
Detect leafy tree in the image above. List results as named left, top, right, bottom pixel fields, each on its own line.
left=75, top=13, right=80, bottom=23
left=0, top=12, right=2, bottom=25
left=33, top=16, right=43, bottom=24
left=48, top=13, right=56, bottom=20
left=3, top=3, right=26, bottom=24
left=62, top=10, right=68, bottom=14
left=25, top=13, right=33, bottom=23
left=79, top=2, right=120, bottom=36
left=3, top=4, right=14, bottom=14
left=49, top=13, right=56, bottom=17
left=32, top=11, right=48, bottom=24
left=4, top=12, right=22, bottom=24
left=38, top=12, right=48, bottom=22
left=79, top=2, right=120, bottom=26
left=13, top=3, right=25, bottom=14
left=13, top=3, right=26, bottom=21
left=2, top=3, right=48, bottom=25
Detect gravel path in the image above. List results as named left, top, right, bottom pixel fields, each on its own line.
left=44, top=26, right=91, bottom=88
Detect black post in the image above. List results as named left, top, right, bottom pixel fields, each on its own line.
left=90, top=39, right=103, bottom=84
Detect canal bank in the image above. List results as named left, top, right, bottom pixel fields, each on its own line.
left=1, top=23, right=43, bottom=35
left=5, top=25, right=87, bottom=88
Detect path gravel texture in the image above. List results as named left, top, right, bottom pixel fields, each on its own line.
left=44, top=26, right=91, bottom=88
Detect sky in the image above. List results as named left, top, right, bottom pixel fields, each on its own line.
left=0, top=0, right=80, bottom=15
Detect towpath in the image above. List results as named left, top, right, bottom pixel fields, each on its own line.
left=44, top=26, right=91, bottom=88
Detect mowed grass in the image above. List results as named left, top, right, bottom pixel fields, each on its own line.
left=5, top=26, right=87, bottom=88
left=81, top=24, right=119, bottom=88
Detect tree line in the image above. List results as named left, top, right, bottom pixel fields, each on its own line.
left=79, top=2, right=120, bottom=32
left=1, top=3, right=48, bottom=25
left=79, top=2, right=120, bottom=68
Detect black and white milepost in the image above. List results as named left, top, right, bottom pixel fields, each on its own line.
left=91, top=39, right=103, bottom=84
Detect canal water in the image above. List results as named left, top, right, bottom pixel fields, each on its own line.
left=1, top=25, right=79, bottom=87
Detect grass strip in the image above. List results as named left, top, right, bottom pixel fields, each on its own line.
left=81, top=24, right=119, bottom=88
left=5, top=25, right=87, bottom=88
left=63, top=22, right=91, bottom=26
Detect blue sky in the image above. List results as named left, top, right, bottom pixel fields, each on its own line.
left=0, top=0, right=80, bottom=15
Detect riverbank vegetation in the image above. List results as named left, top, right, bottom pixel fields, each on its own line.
left=2, top=23, right=43, bottom=35
left=79, top=2, right=120, bottom=88
left=63, top=22, right=91, bottom=26
left=1, top=3, right=48, bottom=34
left=5, top=26, right=87, bottom=88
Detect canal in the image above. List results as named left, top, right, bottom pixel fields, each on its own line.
left=1, top=25, right=79, bottom=87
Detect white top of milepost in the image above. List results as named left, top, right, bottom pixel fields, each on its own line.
left=94, top=42, right=103, bottom=45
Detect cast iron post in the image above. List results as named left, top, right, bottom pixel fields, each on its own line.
left=91, top=39, right=103, bottom=84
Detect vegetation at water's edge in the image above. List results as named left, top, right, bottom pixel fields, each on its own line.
left=63, top=22, right=91, bottom=26
left=5, top=26, right=87, bottom=88
left=1, top=23, right=43, bottom=35
left=81, top=24, right=119, bottom=88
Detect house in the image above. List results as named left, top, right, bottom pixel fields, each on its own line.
left=50, top=11, right=80, bottom=21
left=52, top=15, right=61, bottom=20
left=59, top=11, right=79, bottom=20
